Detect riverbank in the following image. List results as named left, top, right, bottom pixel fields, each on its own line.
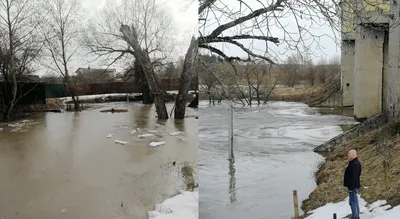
left=302, top=122, right=400, bottom=217
left=199, top=73, right=341, bottom=108
left=148, top=189, right=198, bottom=219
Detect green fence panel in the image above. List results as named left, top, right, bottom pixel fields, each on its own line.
left=44, top=84, right=65, bottom=98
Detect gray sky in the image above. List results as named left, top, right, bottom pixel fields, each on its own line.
left=199, top=0, right=340, bottom=63
left=42, top=0, right=197, bottom=76
left=41, top=0, right=340, bottom=76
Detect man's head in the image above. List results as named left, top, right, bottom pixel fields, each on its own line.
left=348, top=149, right=357, bottom=161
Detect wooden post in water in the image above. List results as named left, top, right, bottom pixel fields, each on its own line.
left=383, top=160, right=391, bottom=189
left=293, top=190, right=299, bottom=219
left=333, top=213, right=337, bottom=219
left=229, top=106, right=234, bottom=161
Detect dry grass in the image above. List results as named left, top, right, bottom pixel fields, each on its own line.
left=269, top=86, right=319, bottom=102
left=302, top=123, right=400, bottom=213
left=269, top=73, right=340, bottom=106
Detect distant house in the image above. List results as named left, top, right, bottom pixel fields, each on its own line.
left=41, top=76, right=64, bottom=83
left=16, top=74, right=40, bottom=82
left=75, top=67, right=116, bottom=83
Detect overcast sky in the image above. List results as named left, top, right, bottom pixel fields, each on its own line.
left=41, top=0, right=340, bottom=76
left=199, top=0, right=340, bottom=63
left=52, top=0, right=198, bottom=75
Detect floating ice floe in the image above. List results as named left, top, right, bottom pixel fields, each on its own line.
left=138, top=133, right=155, bottom=138
left=107, top=134, right=113, bottom=138
left=131, top=129, right=137, bottom=134
left=0, top=128, right=3, bottom=131
left=7, top=123, right=23, bottom=128
left=305, top=196, right=400, bottom=219
left=170, top=131, right=186, bottom=140
left=148, top=189, right=198, bottom=219
left=115, top=140, right=129, bottom=145
left=149, top=141, right=166, bottom=147
left=170, top=131, right=184, bottom=136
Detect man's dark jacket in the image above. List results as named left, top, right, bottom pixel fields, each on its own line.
left=344, top=157, right=362, bottom=191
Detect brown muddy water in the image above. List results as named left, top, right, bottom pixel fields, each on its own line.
left=0, top=102, right=198, bottom=219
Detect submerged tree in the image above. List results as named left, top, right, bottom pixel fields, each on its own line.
left=198, top=0, right=339, bottom=104
left=42, top=0, right=84, bottom=111
left=85, top=0, right=175, bottom=119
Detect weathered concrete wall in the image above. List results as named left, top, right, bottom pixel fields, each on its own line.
left=387, top=0, right=400, bottom=121
left=313, top=113, right=387, bottom=153
left=354, top=25, right=384, bottom=120
left=341, top=40, right=355, bottom=107
left=382, top=31, right=389, bottom=112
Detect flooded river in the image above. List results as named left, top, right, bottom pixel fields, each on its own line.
left=199, top=101, right=357, bottom=219
left=0, top=102, right=197, bottom=219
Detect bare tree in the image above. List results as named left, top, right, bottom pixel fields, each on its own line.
left=307, top=61, right=317, bottom=86
left=251, top=63, right=278, bottom=105
left=317, top=57, right=328, bottom=84
left=41, top=0, right=83, bottom=111
left=0, top=0, right=44, bottom=121
left=282, top=54, right=301, bottom=87
left=174, top=36, right=198, bottom=119
left=85, top=0, right=174, bottom=119
left=120, top=25, right=169, bottom=119
left=198, top=0, right=339, bottom=103
left=198, top=54, right=223, bottom=104
left=328, top=55, right=340, bottom=76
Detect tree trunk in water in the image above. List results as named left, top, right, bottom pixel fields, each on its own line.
left=134, top=60, right=153, bottom=104
left=66, top=77, right=80, bottom=111
left=120, top=25, right=168, bottom=119
left=188, top=92, right=198, bottom=108
left=5, top=73, right=17, bottom=121
left=175, top=37, right=198, bottom=119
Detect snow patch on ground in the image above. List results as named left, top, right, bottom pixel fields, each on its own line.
left=305, top=196, right=400, bottom=219
left=59, top=93, right=140, bottom=103
left=148, top=189, right=198, bottom=219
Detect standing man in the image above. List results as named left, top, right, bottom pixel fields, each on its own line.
left=344, top=149, right=362, bottom=219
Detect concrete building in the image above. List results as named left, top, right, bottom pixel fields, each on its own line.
left=387, top=0, right=400, bottom=121
left=340, top=0, right=390, bottom=120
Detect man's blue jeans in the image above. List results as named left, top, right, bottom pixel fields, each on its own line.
left=348, top=188, right=360, bottom=218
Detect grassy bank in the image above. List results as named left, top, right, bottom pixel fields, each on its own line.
left=302, top=122, right=400, bottom=213
left=270, top=73, right=340, bottom=107
left=200, top=73, right=340, bottom=106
